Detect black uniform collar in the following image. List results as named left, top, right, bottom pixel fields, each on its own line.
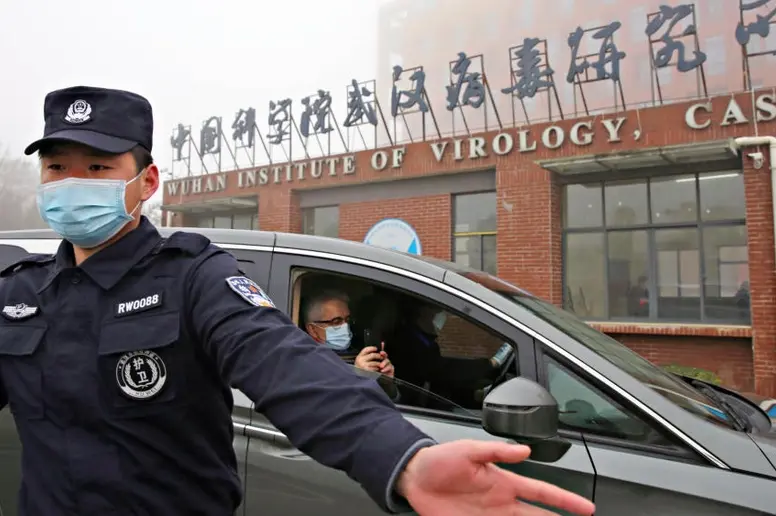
left=39, top=216, right=162, bottom=292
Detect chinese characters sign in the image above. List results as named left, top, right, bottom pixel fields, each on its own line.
left=169, top=1, right=772, bottom=176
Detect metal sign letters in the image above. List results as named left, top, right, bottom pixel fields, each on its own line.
left=168, top=1, right=772, bottom=178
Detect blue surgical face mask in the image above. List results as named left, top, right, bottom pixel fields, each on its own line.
left=324, top=323, right=352, bottom=351
left=36, top=173, right=143, bottom=249
left=432, top=312, right=447, bottom=333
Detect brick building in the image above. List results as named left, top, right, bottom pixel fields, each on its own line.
left=162, top=90, right=776, bottom=396
left=160, top=1, right=776, bottom=396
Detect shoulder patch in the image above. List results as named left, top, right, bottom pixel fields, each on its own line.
left=225, top=276, right=275, bottom=308
left=160, top=232, right=211, bottom=257
left=0, top=254, right=55, bottom=278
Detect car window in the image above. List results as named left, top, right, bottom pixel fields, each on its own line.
left=433, top=266, right=737, bottom=430
left=292, top=268, right=519, bottom=417
left=543, top=354, right=678, bottom=448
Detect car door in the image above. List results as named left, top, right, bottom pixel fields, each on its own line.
left=535, top=346, right=775, bottom=515
left=240, top=250, right=595, bottom=516
left=212, top=245, right=273, bottom=516
left=0, top=243, right=40, bottom=516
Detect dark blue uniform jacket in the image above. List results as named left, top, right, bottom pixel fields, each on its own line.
left=0, top=217, right=432, bottom=515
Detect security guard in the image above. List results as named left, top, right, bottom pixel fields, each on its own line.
left=0, top=86, right=595, bottom=516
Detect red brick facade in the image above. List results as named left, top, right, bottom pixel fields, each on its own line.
left=164, top=90, right=776, bottom=396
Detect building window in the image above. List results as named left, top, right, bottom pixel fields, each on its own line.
left=563, top=172, right=749, bottom=324
left=302, top=206, right=339, bottom=238
left=452, top=192, right=497, bottom=275
left=232, top=213, right=257, bottom=230
left=193, top=212, right=258, bottom=230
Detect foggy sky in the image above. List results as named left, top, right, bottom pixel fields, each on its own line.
left=0, top=0, right=380, bottom=200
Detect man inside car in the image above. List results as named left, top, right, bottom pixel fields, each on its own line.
left=304, top=290, right=395, bottom=377
left=387, top=300, right=513, bottom=408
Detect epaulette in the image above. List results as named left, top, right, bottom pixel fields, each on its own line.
left=152, top=231, right=211, bottom=257
left=0, top=253, right=56, bottom=278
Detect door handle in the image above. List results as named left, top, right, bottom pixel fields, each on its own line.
left=246, top=425, right=290, bottom=445
left=232, top=421, right=307, bottom=459
left=233, top=422, right=283, bottom=443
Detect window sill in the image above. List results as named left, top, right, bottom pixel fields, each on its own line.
left=587, top=321, right=752, bottom=338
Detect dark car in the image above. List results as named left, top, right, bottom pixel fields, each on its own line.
left=1, top=227, right=775, bottom=515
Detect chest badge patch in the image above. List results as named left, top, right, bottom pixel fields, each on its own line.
left=116, top=350, right=167, bottom=400
left=226, top=276, right=275, bottom=308
left=115, top=293, right=163, bottom=317
left=2, top=303, right=39, bottom=320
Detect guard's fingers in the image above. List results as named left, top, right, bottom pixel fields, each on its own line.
left=501, top=470, right=595, bottom=516
left=360, top=346, right=378, bottom=355
left=462, top=440, right=532, bottom=464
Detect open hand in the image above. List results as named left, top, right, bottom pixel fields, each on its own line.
left=397, top=440, right=595, bottom=516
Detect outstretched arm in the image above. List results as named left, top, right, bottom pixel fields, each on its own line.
left=187, top=249, right=433, bottom=513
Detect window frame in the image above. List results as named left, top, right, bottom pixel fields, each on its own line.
left=718, top=245, right=748, bottom=297
left=562, top=172, right=748, bottom=324
left=270, top=253, right=536, bottom=424
left=451, top=191, right=497, bottom=275
left=535, top=345, right=703, bottom=464
left=301, top=205, right=340, bottom=238
left=192, top=211, right=259, bottom=230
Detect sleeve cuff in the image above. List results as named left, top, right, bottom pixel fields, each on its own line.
left=384, top=438, right=438, bottom=513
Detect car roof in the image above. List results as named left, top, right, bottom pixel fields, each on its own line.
left=0, top=227, right=453, bottom=282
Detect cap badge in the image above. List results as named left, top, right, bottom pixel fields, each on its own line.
left=64, top=99, right=92, bottom=124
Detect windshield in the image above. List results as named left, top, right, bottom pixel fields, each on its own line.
left=456, top=269, right=734, bottom=428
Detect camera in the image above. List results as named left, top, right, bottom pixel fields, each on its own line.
left=748, top=151, right=765, bottom=170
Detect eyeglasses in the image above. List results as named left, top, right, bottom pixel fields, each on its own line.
left=312, top=315, right=351, bottom=327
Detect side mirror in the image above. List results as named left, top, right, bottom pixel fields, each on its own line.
left=482, top=377, right=571, bottom=463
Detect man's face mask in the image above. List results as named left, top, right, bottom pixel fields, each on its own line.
left=324, top=323, right=352, bottom=351
left=36, top=172, right=144, bottom=249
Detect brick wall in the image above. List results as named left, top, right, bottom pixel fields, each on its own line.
left=259, top=190, right=301, bottom=233
left=618, top=334, right=754, bottom=392
left=742, top=145, right=776, bottom=395
left=496, top=166, right=562, bottom=304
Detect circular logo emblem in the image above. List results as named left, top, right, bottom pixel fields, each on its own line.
left=116, top=350, right=167, bottom=400
left=363, top=218, right=422, bottom=255
left=64, top=99, right=92, bottom=124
